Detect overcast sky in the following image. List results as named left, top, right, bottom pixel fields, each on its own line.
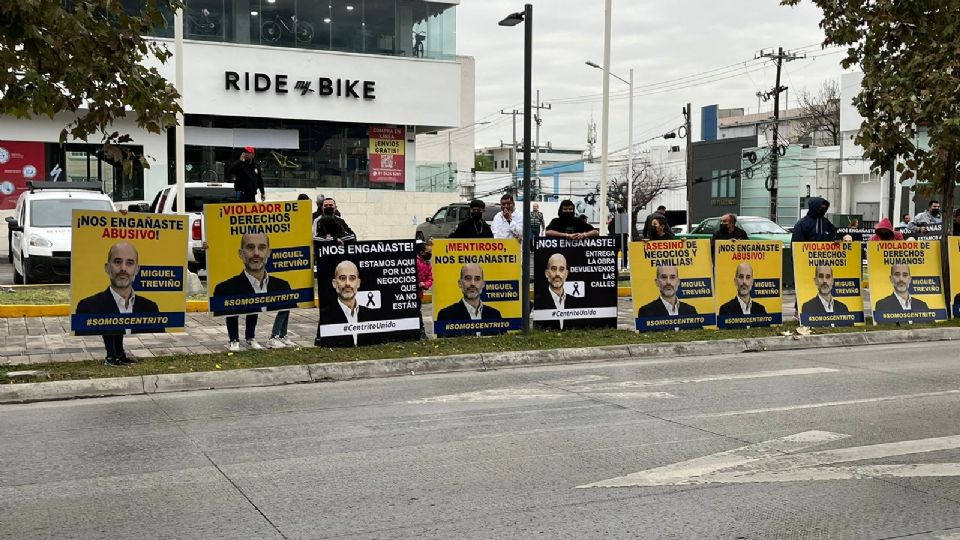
left=454, top=0, right=848, bottom=154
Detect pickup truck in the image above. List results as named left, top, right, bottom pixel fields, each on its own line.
left=144, top=183, right=238, bottom=272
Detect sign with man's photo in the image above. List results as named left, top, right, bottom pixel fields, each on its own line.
left=713, top=240, right=782, bottom=329
left=70, top=210, right=188, bottom=335
left=315, top=240, right=420, bottom=347
left=867, top=240, right=948, bottom=325
left=951, top=236, right=960, bottom=320
left=431, top=239, right=522, bottom=336
left=532, top=236, right=618, bottom=330
left=793, top=241, right=864, bottom=327
left=629, top=238, right=715, bottom=331
left=205, top=200, right=314, bottom=317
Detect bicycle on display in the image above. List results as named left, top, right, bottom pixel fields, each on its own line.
left=187, top=8, right=220, bottom=36
left=262, top=14, right=314, bottom=44
left=262, top=151, right=302, bottom=181
left=413, top=31, right=426, bottom=58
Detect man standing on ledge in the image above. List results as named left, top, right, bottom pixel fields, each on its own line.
left=449, top=199, right=493, bottom=239
left=76, top=241, right=160, bottom=366
left=228, top=146, right=265, bottom=203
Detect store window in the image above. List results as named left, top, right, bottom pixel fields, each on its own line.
left=52, top=143, right=145, bottom=202
left=711, top=169, right=736, bottom=199
left=183, top=115, right=403, bottom=190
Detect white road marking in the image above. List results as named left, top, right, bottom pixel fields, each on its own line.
left=409, top=368, right=837, bottom=404
left=407, top=388, right=676, bottom=404
left=683, top=390, right=960, bottom=419
left=579, top=430, right=960, bottom=488
left=564, top=368, right=839, bottom=392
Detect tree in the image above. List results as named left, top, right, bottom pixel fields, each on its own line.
left=0, top=1, right=183, bottom=168
left=795, top=79, right=841, bottom=146
left=607, top=159, right=685, bottom=235
left=781, top=0, right=959, bottom=303
left=474, top=153, right=494, bottom=172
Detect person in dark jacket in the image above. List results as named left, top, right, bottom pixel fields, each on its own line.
left=228, top=146, right=265, bottom=203
left=713, top=213, right=750, bottom=241
left=449, top=199, right=494, bottom=239
left=313, top=198, right=356, bottom=244
left=642, top=205, right=668, bottom=239
left=792, top=197, right=837, bottom=242
left=545, top=199, right=600, bottom=239
left=645, top=216, right=675, bottom=240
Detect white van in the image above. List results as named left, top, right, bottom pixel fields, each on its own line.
left=6, top=182, right=115, bottom=283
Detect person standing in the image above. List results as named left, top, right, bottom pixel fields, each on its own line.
left=897, top=213, right=912, bottom=229
left=907, top=200, right=942, bottom=235
left=313, top=198, right=356, bottom=244
left=545, top=199, right=600, bottom=240
left=528, top=202, right=545, bottom=249
left=645, top=216, right=675, bottom=240
left=870, top=218, right=904, bottom=241
left=792, top=197, right=837, bottom=242
left=642, top=205, right=667, bottom=239
left=449, top=199, right=494, bottom=238
left=415, top=240, right=433, bottom=339
left=491, top=193, right=524, bottom=240
left=228, top=146, right=265, bottom=203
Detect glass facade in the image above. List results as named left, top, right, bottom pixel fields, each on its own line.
left=155, top=0, right=456, bottom=60
left=184, top=115, right=405, bottom=190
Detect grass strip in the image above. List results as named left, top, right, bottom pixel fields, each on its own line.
left=0, top=288, right=208, bottom=305
left=4, top=319, right=959, bottom=383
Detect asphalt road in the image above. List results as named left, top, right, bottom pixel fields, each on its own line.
left=4, top=342, right=960, bottom=539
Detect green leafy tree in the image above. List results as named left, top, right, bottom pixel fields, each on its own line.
left=474, top=152, right=494, bottom=172
left=781, top=0, right=959, bottom=300
left=0, top=1, right=183, bottom=169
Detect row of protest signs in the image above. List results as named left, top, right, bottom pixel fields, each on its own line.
left=69, top=201, right=960, bottom=347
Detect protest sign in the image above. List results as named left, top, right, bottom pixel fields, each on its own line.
left=793, top=241, right=864, bottom=327
left=950, top=236, right=960, bottom=319
left=315, top=240, right=420, bottom=347
left=714, top=240, right=783, bottom=329
left=432, top=239, right=522, bottom=336
left=205, top=200, right=314, bottom=316
left=629, top=239, right=715, bottom=331
left=533, top=236, right=618, bottom=330
left=867, top=240, right=948, bottom=325
left=71, top=210, right=187, bottom=335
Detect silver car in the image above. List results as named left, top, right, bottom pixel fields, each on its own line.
left=416, top=202, right=500, bottom=241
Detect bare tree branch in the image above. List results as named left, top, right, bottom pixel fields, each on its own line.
left=795, top=79, right=841, bottom=146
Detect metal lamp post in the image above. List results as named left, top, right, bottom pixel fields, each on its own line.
left=499, top=5, right=532, bottom=334
left=586, top=61, right=633, bottom=243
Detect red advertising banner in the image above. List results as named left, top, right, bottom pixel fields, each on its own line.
left=0, top=141, right=46, bottom=210
left=369, top=127, right=405, bottom=184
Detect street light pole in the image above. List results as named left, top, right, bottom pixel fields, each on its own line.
left=174, top=6, right=185, bottom=214
left=500, top=4, right=533, bottom=334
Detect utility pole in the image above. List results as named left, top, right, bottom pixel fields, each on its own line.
left=758, top=47, right=804, bottom=224
left=683, top=103, right=693, bottom=227
left=500, top=109, right=522, bottom=194
left=533, top=90, right=552, bottom=201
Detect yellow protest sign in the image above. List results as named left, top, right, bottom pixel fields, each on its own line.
left=432, top=238, right=522, bottom=336
left=868, top=240, right=948, bottom=324
left=714, top=240, right=782, bottom=328
left=951, top=236, right=960, bottom=319
left=793, top=241, right=864, bottom=327
left=205, top=200, right=314, bottom=316
left=70, top=210, right=188, bottom=335
left=629, top=239, right=715, bottom=331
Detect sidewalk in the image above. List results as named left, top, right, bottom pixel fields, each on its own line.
left=2, top=295, right=799, bottom=367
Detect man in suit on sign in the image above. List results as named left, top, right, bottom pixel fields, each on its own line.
left=637, top=264, right=697, bottom=318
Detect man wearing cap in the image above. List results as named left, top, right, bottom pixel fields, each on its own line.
left=449, top=199, right=494, bottom=238
left=228, top=146, right=265, bottom=203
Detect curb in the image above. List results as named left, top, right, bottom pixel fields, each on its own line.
left=2, top=326, right=957, bottom=404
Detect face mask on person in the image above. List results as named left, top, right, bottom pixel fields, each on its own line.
left=560, top=208, right=575, bottom=219
left=877, top=229, right=894, bottom=240
left=422, top=252, right=432, bottom=262
left=471, top=210, right=484, bottom=222
left=815, top=206, right=829, bottom=218
left=323, top=207, right=335, bottom=216
left=931, top=208, right=941, bottom=217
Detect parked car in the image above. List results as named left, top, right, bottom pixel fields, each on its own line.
left=677, top=215, right=796, bottom=287
left=415, top=202, right=500, bottom=241
left=670, top=224, right=690, bottom=235
left=6, top=181, right=115, bottom=284
left=677, top=215, right=792, bottom=245
left=144, top=182, right=238, bottom=272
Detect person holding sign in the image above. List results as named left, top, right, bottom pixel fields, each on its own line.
left=436, top=263, right=504, bottom=334
left=875, top=264, right=929, bottom=314
left=637, top=265, right=697, bottom=317
left=449, top=199, right=494, bottom=239
left=801, top=265, right=851, bottom=315
left=214, top=233, right=292, bottom=351
left=77, top=242, right=160, bottom=366
left=718, top=262, right=768, bottom=316
left=316, top=260, right=375, bottom=347
left=545, top=199, right=599, bottom=240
